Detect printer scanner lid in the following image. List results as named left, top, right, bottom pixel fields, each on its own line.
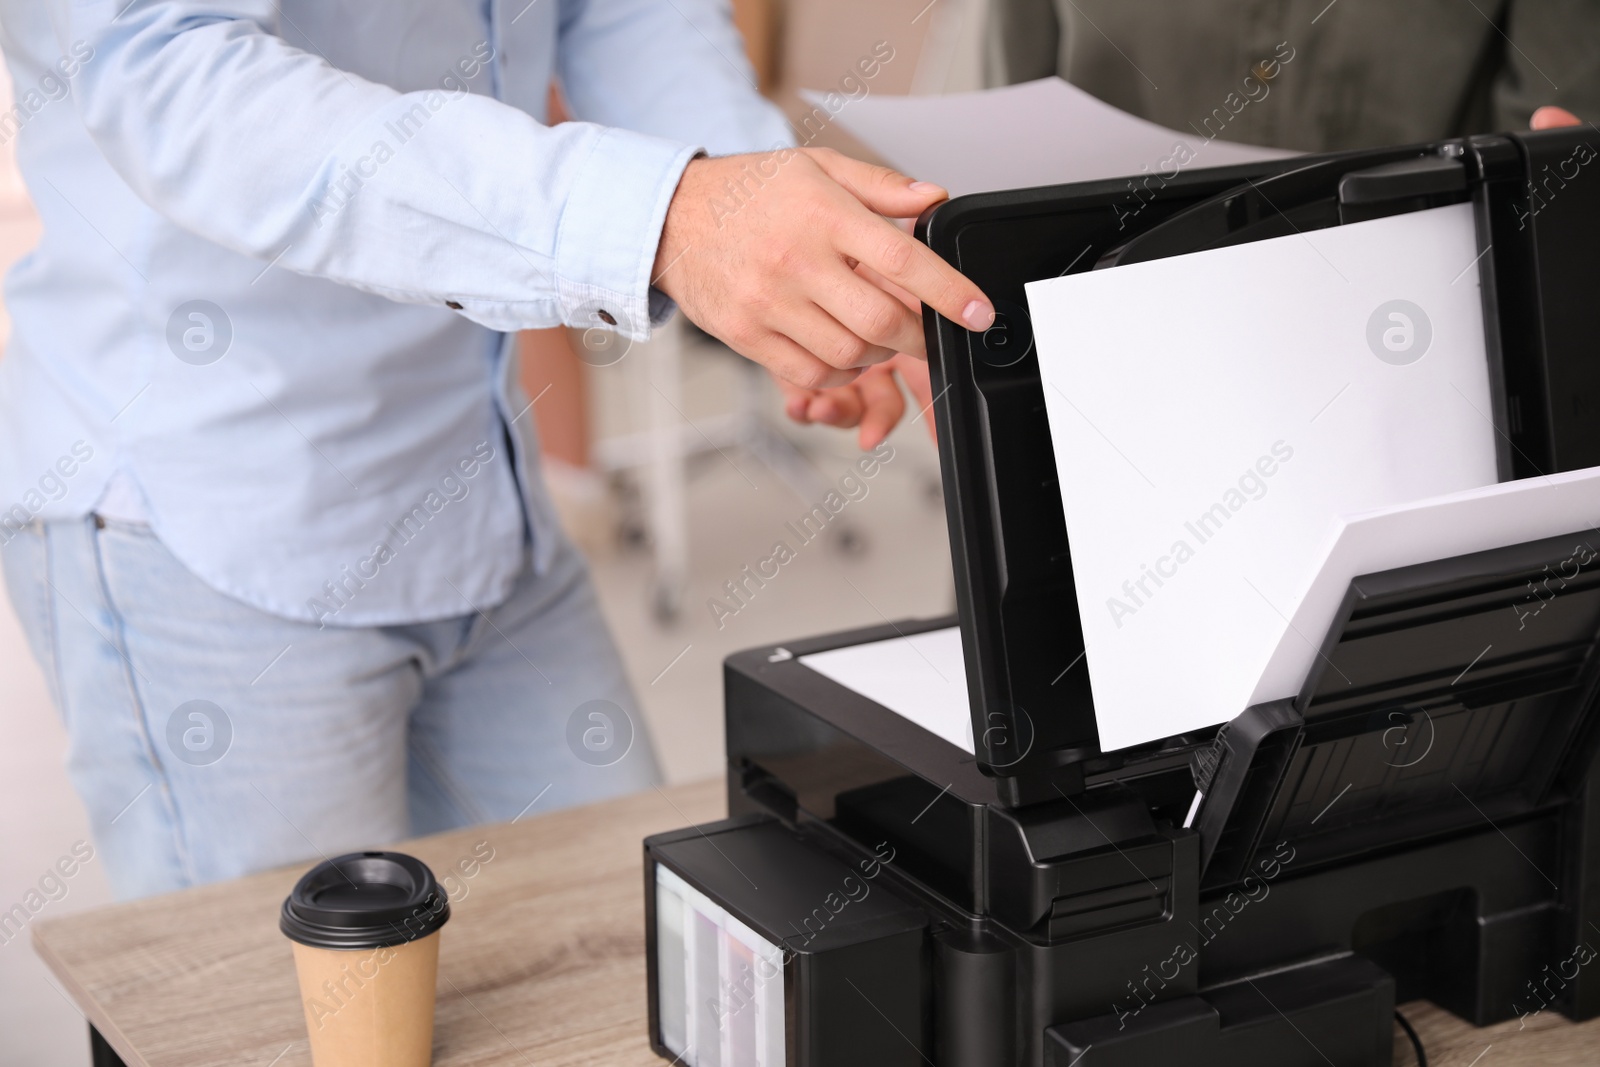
left=915, top=127, right=1600, bottom=807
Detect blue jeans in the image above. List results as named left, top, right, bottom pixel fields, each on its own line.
left=2, top=516, right=661, bottom=899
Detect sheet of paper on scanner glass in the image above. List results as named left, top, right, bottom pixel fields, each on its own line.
left=798, top=78, right=1294, bottom=197
left=800, top=627, right=974, bottom=753
left=1026, top=202, right=1500, bottom=752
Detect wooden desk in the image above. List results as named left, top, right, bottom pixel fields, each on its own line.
left=36, top=779, right=724, bottom=1067
left=32, top=779, right=1600, bottom=1066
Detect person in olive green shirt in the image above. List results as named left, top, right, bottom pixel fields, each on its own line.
left=777, top=0, right=1597, bottom=441
left=985, top=0, right=1599, bottom=152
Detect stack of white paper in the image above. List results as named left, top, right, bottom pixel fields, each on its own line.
left=800, top=77, right=1293, bottom=197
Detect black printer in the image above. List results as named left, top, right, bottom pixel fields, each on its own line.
left=644, top=127, right=1600, bottom=1067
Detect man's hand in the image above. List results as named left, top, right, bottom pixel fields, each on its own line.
left=776, top=353, right=935, bottom=450
left=651, top=147, right=994, bottom=390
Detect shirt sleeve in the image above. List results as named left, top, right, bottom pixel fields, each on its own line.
left=62, top=0, right=779, bottom=339
left=553, top=0, right=796, bottom=329
left=557, top=0, right=794, bottom=155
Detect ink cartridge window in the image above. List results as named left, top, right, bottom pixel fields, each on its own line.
left=647, top=818, right=931, bottom=1067
left=654, top=863, right=785, bottom=1067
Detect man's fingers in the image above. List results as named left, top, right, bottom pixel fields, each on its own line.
left=806, top=147, right=949, bottom=219
left=814, top=269, right=927, bottom=358
left=806, top=386, right=865, bottom=429
left=1532, top=105, right=1582, bottom=129
left=842, top=217, right=994, bottom=332
left=889, top=353, right=938, bottom=444
left=779, top=303, right=898, bottom=372
left=773, top=376, right=818, bottom=422
left=743, top=329, right=861, bottom=390
left=855, top=365, right=906, bottom=450
left=855, top=261, right=921, bottom=314
left=804, top=148, right=991, bottom=329
left=774, top=372, right=868, bottom=429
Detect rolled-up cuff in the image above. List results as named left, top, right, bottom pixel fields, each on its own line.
left=553, top=126, right=700, bottom=343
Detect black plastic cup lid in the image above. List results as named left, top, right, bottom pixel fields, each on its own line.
left=280, top=851, right=450, bottom=950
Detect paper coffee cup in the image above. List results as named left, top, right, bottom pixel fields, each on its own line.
left=280, top=851, right=451, bottom=1067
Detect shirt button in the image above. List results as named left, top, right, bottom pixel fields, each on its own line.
left=445, top=300, right=463, bottom=310
left=597, top=309, right=617, bottom=325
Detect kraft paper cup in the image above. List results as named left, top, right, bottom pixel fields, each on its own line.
left=280, top=852, right=451, bottom=1067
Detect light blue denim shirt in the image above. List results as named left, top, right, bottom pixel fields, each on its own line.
left=0, top=0, right=790, bottom=624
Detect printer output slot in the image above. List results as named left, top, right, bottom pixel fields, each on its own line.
left=1330, top=566, right=1600, bottom=641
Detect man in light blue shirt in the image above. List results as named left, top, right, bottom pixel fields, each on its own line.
left=0, top=0, right=994, bottom=898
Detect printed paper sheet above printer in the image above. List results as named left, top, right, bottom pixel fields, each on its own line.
left=801, top=77, right=1295, bottom=196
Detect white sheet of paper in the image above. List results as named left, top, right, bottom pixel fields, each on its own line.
left=800, top=78, right=1293, bottom=197
left=1254, top=467, right=1600, bottom=706
left=799, top=627, right=974, bottom=753
left=1027, top=203, right=1500, bottom=751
